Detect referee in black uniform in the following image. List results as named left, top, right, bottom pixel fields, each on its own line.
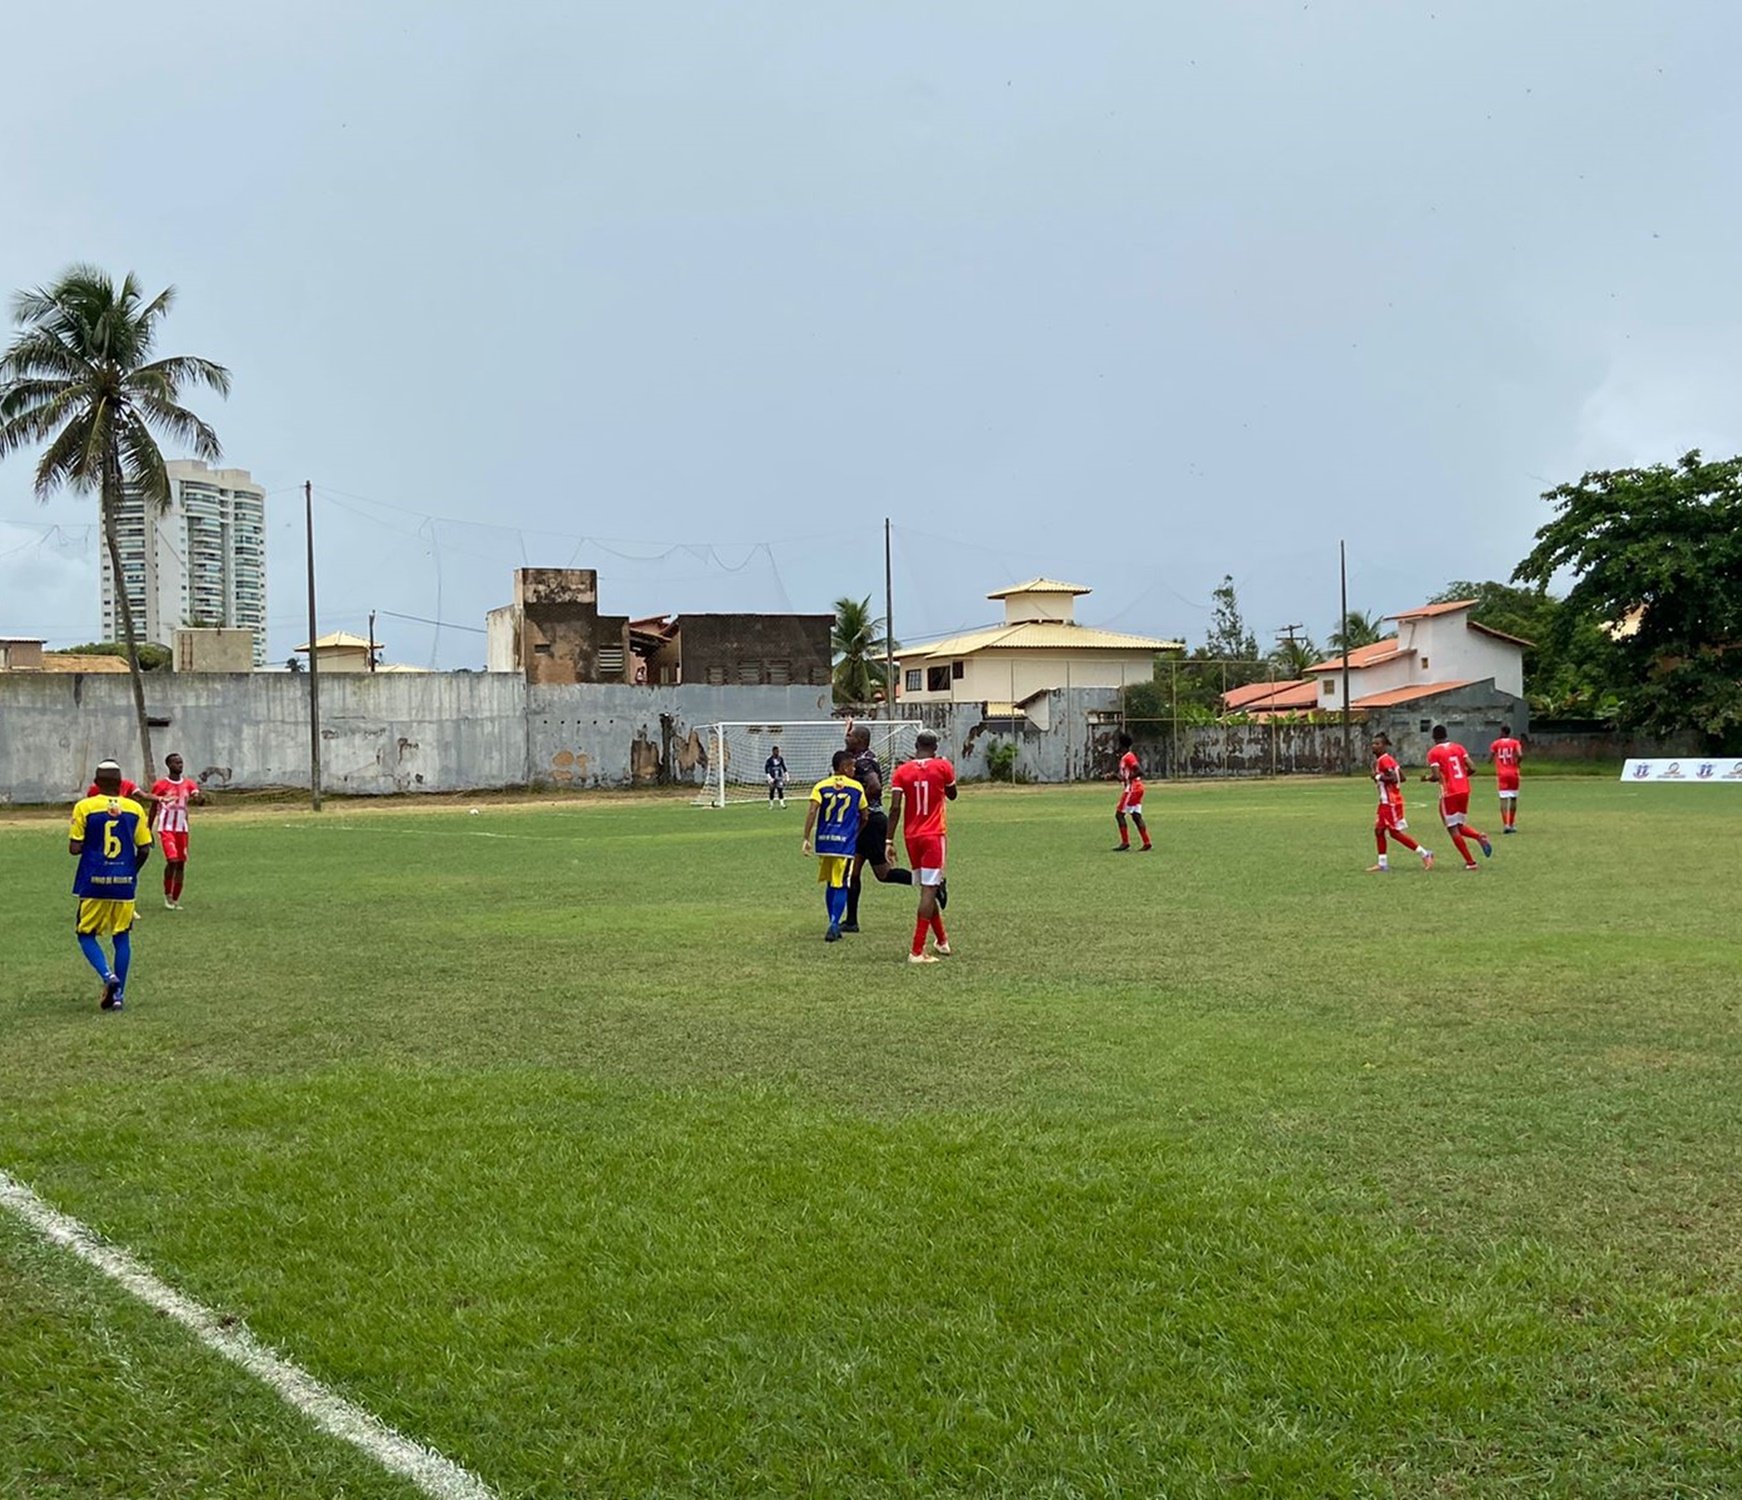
left=842, top=722, right=926, bottom=932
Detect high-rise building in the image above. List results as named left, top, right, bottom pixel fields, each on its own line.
left=100, top=460, right=268, bottom=667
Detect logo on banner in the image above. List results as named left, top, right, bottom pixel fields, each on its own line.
left=1662, top=763, right=1684, bottom=779
left=1632, top=763, right=1651, bottom=779
left=1727, top=763, right=1742, bottom=779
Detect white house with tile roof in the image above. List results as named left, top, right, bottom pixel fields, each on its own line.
left=1307, top=599, right=1530, bottom=713
left=894, top=578, right=1182, bottom=712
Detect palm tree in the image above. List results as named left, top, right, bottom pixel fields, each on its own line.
left=1269, top=634, right=1320, bottom=679
left=0, top=268, right=230, bottom=781
left=831, top=595, right=896, bottom=706
left=1328, top=609, right=1385, bottom=656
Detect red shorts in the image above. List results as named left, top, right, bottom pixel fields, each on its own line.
left=904, top=833, right=946, bottom=878
left=159, top=830, right=189, bottom=862
left=1117, top=781, right=1145, bottom=812
left=1497, top=774, right=1520, bottom=793
left=1375, top=801, right=1407, bottom=833
left=1439, top=791, right=1470, bottom=822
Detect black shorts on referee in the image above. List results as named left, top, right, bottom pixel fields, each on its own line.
left=856, top=807, right=889, bottom=860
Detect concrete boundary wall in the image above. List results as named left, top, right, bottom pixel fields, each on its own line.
left=0, top=674, right=835, bottom=803
left=1, top=671, right=1594, bottom=805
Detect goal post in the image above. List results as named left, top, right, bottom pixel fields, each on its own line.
left=693, top=720, right=926, bottom=807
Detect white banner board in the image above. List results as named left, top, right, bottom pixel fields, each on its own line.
left=1620, top=758, right=1742, bottom=783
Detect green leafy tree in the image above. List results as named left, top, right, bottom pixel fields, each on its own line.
left=1328, top=609, right=1385, bottom=655
left=0, top=267, right=229, bottom=778
left=1204, top=574, right=1258, bottom=661
left=1201, top=574, right=1265, bottom=694
left=53, top=640, right=173, bottom=672
left=1514, top=451, right=1742, bottom=743
left=831, top=595, right=896, bottom=706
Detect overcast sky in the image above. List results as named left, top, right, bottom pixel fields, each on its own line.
left=3, top=0, right=1738, bottom=666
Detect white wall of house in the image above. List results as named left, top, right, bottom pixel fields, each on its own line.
left=899, top=650, right=1157, bottom=704
left=1315, top=652, right=1417, bottom=706
left=1398, top=615, right=1524, bottom=697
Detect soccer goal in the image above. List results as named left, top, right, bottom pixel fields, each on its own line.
left=693, top=720, right=926, bottom=807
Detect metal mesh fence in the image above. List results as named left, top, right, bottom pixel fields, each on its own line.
left=1101, top=657, right=1364, bottom=780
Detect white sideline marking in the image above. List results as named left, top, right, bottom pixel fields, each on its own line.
left=0, top=1169, right=499, bottom=1500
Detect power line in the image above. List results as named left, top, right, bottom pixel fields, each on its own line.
left=376, top=609, right=487, bottom=636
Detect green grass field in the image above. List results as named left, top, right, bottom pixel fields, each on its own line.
left=3, top=778, right=1740, bottom=1498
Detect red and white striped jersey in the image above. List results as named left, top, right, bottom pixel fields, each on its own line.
left=150, top=777, right=200, bottom=833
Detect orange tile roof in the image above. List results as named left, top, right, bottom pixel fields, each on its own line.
left=1387, top=600, right=1475, bottom=621
left=1469, top=620, right=1535, bottom=648
left=1223, top=678, right=1319, bottom=711
left=1306, top=638, right=1411, bottom=673
left=1352, top=680, right=1473, bottom=709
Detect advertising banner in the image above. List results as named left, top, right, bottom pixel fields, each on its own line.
left=1620, top=758, right=1742, bottom=783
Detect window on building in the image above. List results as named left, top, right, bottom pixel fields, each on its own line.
left=952, top=660, right=965, bottom=680
left=927, top=665, right=951, bottom=692
left=1419, top=657, right=1429, bottom=670
left=905, top=669, right=922, bottom=693
left=739, top=663, right=762, bottom=685
left=1322, top=679, right=1335, bottom=696
left=598, top=647, right=625, bottom=675
left=766, top=661, right=791, bottom=685
left=533, top=642, right=553, bottom=657
left=706, top=664, right=728, bottom=686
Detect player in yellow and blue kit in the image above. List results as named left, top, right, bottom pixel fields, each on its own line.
left=801, top=750, right=867, bottom=943
left=68, top=759, right=153, bottom=1011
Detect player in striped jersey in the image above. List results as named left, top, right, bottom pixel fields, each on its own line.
left=147, top=753, right=206, bottom=909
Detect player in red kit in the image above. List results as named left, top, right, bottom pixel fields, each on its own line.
left=1425, top=724, right=1493, bottom=870
left=147, top=752, right=206, bottom=908
left=1489, top=724, right=1523, bottom=833
left=1112, top=733, right=1152, bottom=851
left=887, top=731, right=957, bottom=964
left=1367, top=732, right=1433, bottom=872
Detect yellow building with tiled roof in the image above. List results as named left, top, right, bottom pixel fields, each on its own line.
left=895, top=580, right=1181, bottom=710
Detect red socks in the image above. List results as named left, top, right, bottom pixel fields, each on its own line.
left=911, top=917, right=929, bottom=957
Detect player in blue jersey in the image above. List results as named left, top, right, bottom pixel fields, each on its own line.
left=68, top=759, right=154, bottom=1011
left=800, top=750, right=867, bottom=943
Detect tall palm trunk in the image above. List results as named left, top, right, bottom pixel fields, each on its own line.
left=102, top=453, right=156, bottom=782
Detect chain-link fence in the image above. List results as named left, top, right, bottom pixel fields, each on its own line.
left=1100, top=657, right=1366, bottom=780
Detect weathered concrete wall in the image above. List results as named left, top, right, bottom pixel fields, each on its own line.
left=0, top=673, right=837, bottom=802
left=0, top=672, right=532, bottom=802
left=527, top=683, right=832, bottom=788
left=0, top=669, right=1560, bottom=806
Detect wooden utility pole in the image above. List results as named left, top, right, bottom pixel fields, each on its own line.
left=883, top=518, right=895, bottom=716
left=1339, top=540, right=1351, bottom=775
left=305, top=481, right=322, bottom=811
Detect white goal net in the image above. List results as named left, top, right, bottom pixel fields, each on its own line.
left=693, top=720, right=926, bottom=807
